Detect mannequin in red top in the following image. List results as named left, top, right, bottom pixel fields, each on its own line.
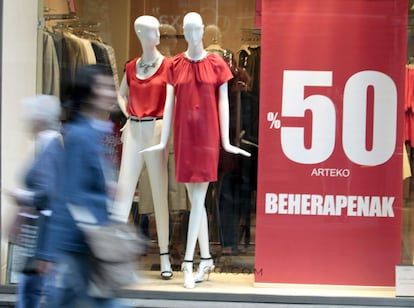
left=111, top=15, right=172, bottom=280
left=143, top=12, right=250, bottom=289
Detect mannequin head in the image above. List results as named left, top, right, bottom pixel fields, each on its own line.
left=204, top=24, right=222, bottom=46
left=134, top=15, right=160, bottom=46
left=159, top=23, right=177, bottom=57
left=160, top=23, right=177, bottom=37
left=183, top=12, right=204, bottom=46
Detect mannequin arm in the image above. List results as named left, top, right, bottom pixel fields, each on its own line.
left=140, top=83, right=174, bottom=152
left=219, top=82, right=251, bottom=157
left=117, top=74, right=129, bottom=117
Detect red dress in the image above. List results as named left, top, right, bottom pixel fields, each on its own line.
left=125, top=57, right=170, bottom=118
left=167, top=53, right=233, bottom=182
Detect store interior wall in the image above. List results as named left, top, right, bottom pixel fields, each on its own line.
left=75, top=0, right=256, bottom=78
left=1, top=0, right=39, bottom=283
left=74, top=0, right=131, bottom=84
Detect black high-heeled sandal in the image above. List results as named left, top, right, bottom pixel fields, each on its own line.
left=160, top=252, right=173, bottom=280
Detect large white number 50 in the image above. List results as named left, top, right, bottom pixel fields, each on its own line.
left=281, top=70, right=397, bottom=166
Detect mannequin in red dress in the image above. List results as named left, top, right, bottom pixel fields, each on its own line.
left=143, top=12, right=250, bottom=288
left=111, top=15, right=172, bottom=280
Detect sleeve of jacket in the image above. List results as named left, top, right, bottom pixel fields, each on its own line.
left=34, top=138, right=64, bottom=261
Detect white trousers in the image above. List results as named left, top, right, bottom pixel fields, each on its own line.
left=112, top=119, right=169, bottom=252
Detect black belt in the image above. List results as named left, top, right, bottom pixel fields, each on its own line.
left=129, top=116, right=163, bottom=122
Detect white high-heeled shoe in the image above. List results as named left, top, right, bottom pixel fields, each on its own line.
left=181, top=260, right=195, bottom=288
left=160, top=253, right=173, bottom=280
left=194, top=257, right=214, bottom=283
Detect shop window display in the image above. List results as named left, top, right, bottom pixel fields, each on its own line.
left=37, top=0, right=409, bottom=286
left=7, top=0, right=410, bottom=301
left=38, top=0, right=260, bottom=288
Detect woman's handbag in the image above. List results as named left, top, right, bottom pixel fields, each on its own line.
left=67, top=203, right=148, bottom=297
left=8, top=207, right=42, bottom=273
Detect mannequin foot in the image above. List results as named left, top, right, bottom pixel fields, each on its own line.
left=181, top=260, right=195, bottom=289
left=194, top=257, right=215, bottom=283
left=160, top=253, right=173, bottom=280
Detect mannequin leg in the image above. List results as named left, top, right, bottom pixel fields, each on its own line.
left=197, top=207, right=210, bottom=258
left=181, top=182, right=209, bottom=288
left=186, top=183, right=215, bottom=284
left=111, top=122, right=144, bottom=222
left=144, top=147, right=171, bottom=279
left=193, top=202, right=215, bottom=283
left=183, top=182, right=209, bottom=261
left=194, top=204, right=215, bottom=283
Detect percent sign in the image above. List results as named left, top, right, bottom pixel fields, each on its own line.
left=267, top=111, right=281, bottom=129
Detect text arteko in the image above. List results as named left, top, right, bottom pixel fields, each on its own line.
left=265, top=193, right=395, bottom=217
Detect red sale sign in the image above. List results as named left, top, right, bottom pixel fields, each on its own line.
left=255, top=0, right=407, bottom=286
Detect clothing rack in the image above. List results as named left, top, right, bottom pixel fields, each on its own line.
left=240, top=28, right=261, bottom=43
left=41, top=12, right=119, bottom=99
left=44, top=16, right=102, bottom=42
left=43, top=1, right=76, bottom=20
left=50, top=19, right=101, bottom=32
left=43, top=4, right=100, bottom=32
left=44, top=13, right=76, bottom=21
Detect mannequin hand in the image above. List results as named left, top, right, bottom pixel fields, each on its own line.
left=139, top=143, right=166, bottom=154
left=117, top=94, right=129, bottom=118
left=223, top=144, right=251, bottom=157
left=120, top=119, right=129, bottom=132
